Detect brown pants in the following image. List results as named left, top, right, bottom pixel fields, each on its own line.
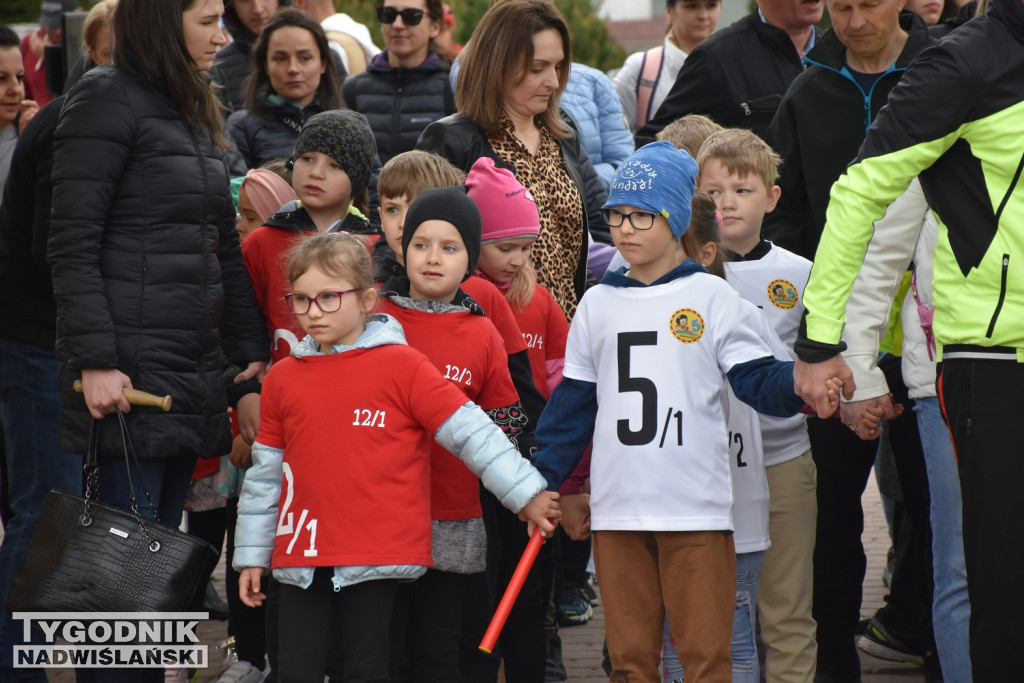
left=593, top=530, right=735, bottom=683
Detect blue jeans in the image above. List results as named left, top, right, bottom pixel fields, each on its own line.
left=915, top=397, right=972, bottom=681
left=0, top=338, right=83, bottom=681
left=662, top=551, right=764, bottom=682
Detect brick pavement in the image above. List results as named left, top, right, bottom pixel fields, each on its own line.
left=38, top=471, right=924, bottom=681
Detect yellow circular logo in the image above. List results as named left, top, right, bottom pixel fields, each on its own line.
left=767, top=279, right=799, bottom=310
left=670, top=308, right=705, bottom=343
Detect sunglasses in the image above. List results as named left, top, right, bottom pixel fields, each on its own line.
left=376, top=7, right=426, bottom=25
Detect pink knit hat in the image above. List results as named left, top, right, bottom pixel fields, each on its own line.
left=242, top=169, right=298, bottom=223
left=465, top=157, right=541, bottom=244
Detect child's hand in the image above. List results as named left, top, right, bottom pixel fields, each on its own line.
left=518, top=490, right=560, bottom=538
left=559, top=493, right=591, bottom=541
left=227, top=434, right=252, bottom=468
left=820, top=376, right=844, bottom=417
left=236, top=393, right=261, bottom=445
left=239, top=567, right=267, bottom=608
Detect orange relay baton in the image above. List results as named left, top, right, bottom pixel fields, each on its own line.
left=478, top=525, right=546, bottom=654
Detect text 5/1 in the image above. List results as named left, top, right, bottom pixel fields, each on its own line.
left=353, top=409, right=387, bottom=427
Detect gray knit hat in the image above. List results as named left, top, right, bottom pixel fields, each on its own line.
left=291, top=110, right=377, bottom=196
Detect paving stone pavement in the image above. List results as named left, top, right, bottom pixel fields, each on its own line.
left=38, top=472, right=925, bottom=681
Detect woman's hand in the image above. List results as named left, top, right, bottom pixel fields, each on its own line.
left=80, top=368, right=133, bottom=419
left=236, top=392, right=260, bottom=446
left=239, top=567, right=267, bottom=607
left=17, top=100, right=39, bottom=135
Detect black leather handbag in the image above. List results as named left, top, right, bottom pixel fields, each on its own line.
left=6, top=411, right=219, bottom=614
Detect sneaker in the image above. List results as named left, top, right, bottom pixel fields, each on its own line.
left=556, top=590, right=593, bottom=626
left=857, top=618, right=925, bottom=666
left=579, top=582, right=599, bottom=607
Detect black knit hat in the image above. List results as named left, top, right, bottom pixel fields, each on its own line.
left=291, top=110, right=376, bottom=196
left=402, top=187, right=482, bottom=281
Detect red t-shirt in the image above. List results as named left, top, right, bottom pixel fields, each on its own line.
left=378, top=300, right=520, bottom=519
left=259, top=345, right=469, bottom=569
left=512, top=285, right=569, bottom=399
left=21, top=34, right=54, bottom=107
left=462, top=276, right=528, bottom=356
left=242, top=226, right=311, bottom=363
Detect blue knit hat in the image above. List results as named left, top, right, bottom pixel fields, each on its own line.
left=603, top=141, right=698, bottom=240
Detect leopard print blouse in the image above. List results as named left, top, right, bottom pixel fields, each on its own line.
left=487, top=117, right=585, bottom=321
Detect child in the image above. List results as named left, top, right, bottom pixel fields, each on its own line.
left=233, top=231, right=560, bottom=683
left=660, top=192, right=774, bottom=683
left=242, top=110, right=378, bottom=362
left=530, top=141, right=839, bottom=683
left=377, top=186, right=535, bottom=679
left=696, top=128, right=818, bottom=682
left=656, top=114, right=724, bottom=158
left=467, top=156, right=569, bottom=399
left=236, top=168, right=299, bottom=241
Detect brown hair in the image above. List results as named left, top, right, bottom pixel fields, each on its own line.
left=83, top=0, right=117, bottom=53
left=114, top=0, right=228, bottom=147
left=656, top=114, right=724, bottom=158
left=244, top=9, right=342, bottom=119
left=680, top=191, right=725, bottom=279
left=455, top=0, right=571, bottom=138
left=696, top=128, right=781, bottom=192
left=286, top=232, right=376, bottom=291
left=377, top=150, right=466, bottom=202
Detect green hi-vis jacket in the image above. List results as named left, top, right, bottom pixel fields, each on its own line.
left=800, top=0, right=1024, bottom=362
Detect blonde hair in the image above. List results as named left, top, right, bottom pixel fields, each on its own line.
left=377, top=150, right=466, bottom=202
left=656, top=114, right=724, bottom=158
left=286, top=232, right=375, bottom=291
left=455, top=0, right=572, bottom=138
left=680, top=191, right=725, bottom=279
left=696, top=128, right=781, bottom=192
left=83, top=0, right=117, bottom=53
left=502, top=258, right=538, bottom=312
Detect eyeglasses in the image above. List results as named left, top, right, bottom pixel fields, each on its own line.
left=603, top=208, right=658, bottom=231
left=284, top=289, right=357, bottom=315
left=377, top=6, right=426, bottom=25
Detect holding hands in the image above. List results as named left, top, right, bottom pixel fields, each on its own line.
left=519, top=490, right=561, bottom=538
left=840, top=394, right=903, bottom=440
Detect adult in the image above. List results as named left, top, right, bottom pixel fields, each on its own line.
left=48, top=0, right=268, bottom=612
left=342, top=0, right=455, bottom=166
left=20, top=0, right=79, bottom=108
left=794, top=0, right=1024, bottom=680
left=1, top=25, right=38, bottom=194
left=211, top=0, right=283, bottom=114
left=226, top=9, right=342, bottom=172
left=418, top=0, right=591, bottom=322
left=762, top=2, right=934, bottom=679
left=613, top=0, right=721, bottom=134
left=64, top=0, right=117, bottom=92
left=292, top=0, right=381, bottom=75
left=0, top=7, right=117, bottom=675
left=636, top=0, right=822, bottom=144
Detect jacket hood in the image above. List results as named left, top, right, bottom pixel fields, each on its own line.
left=292, top=313, right=407, bottom=356
left=264, top=202, right=375, bottom=235
left=368, top=51, right=447, bottom=73
left=992, top=0, right=1024, bottom=44
left=600, top=259, right=707, bottom=288
left=805, top=11, right=930, bottom=71
left=379, top=275, right=486, bottom=315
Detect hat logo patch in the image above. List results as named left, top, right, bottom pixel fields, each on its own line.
left=670, top=308, right=704, bottom=344
left=767, top=279, right=799, bottom=310
left=610, top=160, right=659, bottom=193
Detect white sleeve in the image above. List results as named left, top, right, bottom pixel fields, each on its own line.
left=612, top=52, right=642, bottom=134
left=563, top=294, right=598, bottom=382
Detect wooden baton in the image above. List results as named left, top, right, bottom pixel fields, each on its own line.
left=72, top=380, right=173, bottom=412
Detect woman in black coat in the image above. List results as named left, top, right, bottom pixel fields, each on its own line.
left=48, top=0, right=268, bottom=532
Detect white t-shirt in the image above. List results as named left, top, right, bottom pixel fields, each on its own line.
left=725, top=388, right=770, bottom=553
left=565, top=271, right=777, bottom=532
left=725, top=243, right=812, bottom=466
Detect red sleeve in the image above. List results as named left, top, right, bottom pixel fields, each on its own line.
left=256, top=362, right=286, bottom=449
left=242, top=226, right=270, bottom=312
left=406, top=356, right=474, bottom=433
left=463, top=276, right=528, bottom=354
left=558, top=444, right=591, bottom=496
left=473, top=319, right=522, bottom=410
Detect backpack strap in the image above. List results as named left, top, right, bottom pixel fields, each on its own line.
left=325, top=31, right=368, bottom=76
left=635, top=45, right=665, bottom=129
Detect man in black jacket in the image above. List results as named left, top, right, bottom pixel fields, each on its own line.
left=636, top=0, right=822, bottom=144
left=763, top=4, right=936, bottom=681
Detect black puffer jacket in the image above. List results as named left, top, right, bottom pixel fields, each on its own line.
left=341, top=52, right=454, bottom=165
left=49, top=64, right=268, bottom=459
left=226, top=96, right=325, bottom=172
left=210, top=16, right=258, bottom=114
